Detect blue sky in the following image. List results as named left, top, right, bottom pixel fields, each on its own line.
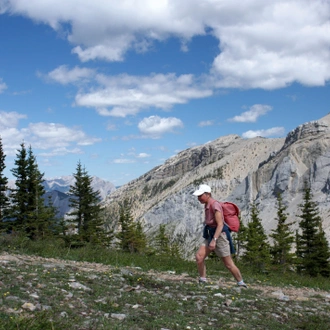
left=1, top=0, right=330, bottom=186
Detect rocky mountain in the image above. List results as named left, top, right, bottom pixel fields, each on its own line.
left=41, top=176, right=116, bottom=218
left=103, top=113, right=330, bottom=258
left=43, top=176, right=116, bottom=201
left=8, top=176, right=116, bottom=219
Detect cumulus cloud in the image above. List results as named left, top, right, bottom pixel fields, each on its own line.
left=2, top=0, right=330, bottom=90
left=198, top=120, right=214, bottom=127
left=0, top=111, right=26, bottom=128
left=137, top=153, right=151, bottom=158
left=0, top=110, right=100, bottom=156
left=46, top=65, right=95, bottom=84
left=75, top=73, right=212, bottom=117
left=25, top=122, right=101, bottom=148
left=228, top=104, right=272, bottom=123
left=113, top=158, right=136, bottom=164
left=138, top=115, right=183, bottom=138
left=0, top=78, right=7, bottom=93
left=242, top=127, right=285, bottom=138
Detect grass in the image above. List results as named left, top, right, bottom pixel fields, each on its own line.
left=1, top=235, right=330, bottom=329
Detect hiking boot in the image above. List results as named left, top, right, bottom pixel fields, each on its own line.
left=237, top=281, right=247, bottom=288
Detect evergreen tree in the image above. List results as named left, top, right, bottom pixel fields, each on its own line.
left=10, top=143, right=30, bottom=233
left=10, top=144, right=56, bottom=238
left=314, top=222, right=330, bottom=277
left=154, top=224, right=171, bottom=254
left=234, top=220, right=248, bottom=259
left=243, top=203, right=271, bottom=271
left=130, top=220, right=147, bottom=253
left=296, top=184, right=330, bottom=277
left=269, top=193, right=295, bottom=272
left=0, top=136, right=9, bottom=228
left=67, top=161, right=107, bottom=245
left=116, top=199, right=147, bottom=253
left=153, top=224, right=182, bottom=258
left=116, top=200, right=133, bottom=251
left=26, top=146, right=54, bottom=238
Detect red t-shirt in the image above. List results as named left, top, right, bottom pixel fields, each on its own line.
left=204, top=198, right=223, bottom=227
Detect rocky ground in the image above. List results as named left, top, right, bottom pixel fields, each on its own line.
left=1, top=252, right=330, bottom=329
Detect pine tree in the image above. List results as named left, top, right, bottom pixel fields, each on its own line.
left=67, top=161, right=107, bottom=245
left=243, top=203, right=271, bottom=271
left=26, top=146, right=55, bottom=238
left=154, top=224, right=171, bottom=255
left=0, top=136, right=9, bottom=228
left=296, top=184, right=330, bottom=277
left=314, top=223, right=330, bottom=277
left=116, top=199, right=147, bottom=253
left=130, top=221, right=147, bottom=253
left=10, top=142, right=30, bottom=233
left=10, top=144, right=56, bottom=238
left=116, top=200, right=133, bottom=251
left=269, top=193, right=295, bottom=272
left=234, top=220, right=248, bottom=259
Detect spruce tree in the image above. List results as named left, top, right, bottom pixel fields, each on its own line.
left=10, top=142, right=30, bottom=233
left=269, top=193, right=295, bottom=272
left=116, top=199, right=147, bottom=253
left=296, top=184, right=330, bottom=277
left=314, top=222, right=330, bottom=277
left=154, top=224, right=171, bottom=255
left=243, top=203, right=271, bottom=271
left=0, top=136, right=9, bottom=228
left=116, top=199, right=133, bottom=251
left=235, top=220, right=248, bottom=259
left=26, top=146, right=54, bottom=238
left=67, top=161, right=106, bottom=245
left=10, top=144, right=56, bottom=238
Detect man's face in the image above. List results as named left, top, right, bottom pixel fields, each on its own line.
left=197, top=193, right=209, bottom=204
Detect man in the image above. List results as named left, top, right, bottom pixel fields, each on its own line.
left=193, top=184, right=247, bottom=287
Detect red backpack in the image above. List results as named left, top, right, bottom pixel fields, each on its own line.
left=211, top=201, right=240, bottom=232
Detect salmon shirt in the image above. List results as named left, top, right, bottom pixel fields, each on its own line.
left=204, top=198, right=223, bottom=228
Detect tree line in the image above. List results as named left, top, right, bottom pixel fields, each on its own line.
left=0, top=138, right=177, bottom=256
left=0, top=138, right=108, bottom=245
left=235, top=188, right=330, bottom=277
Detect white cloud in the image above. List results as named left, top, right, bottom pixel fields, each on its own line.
left=0, top=110, right=100, bottom=157
left=210, top=1, right=330, bottom=89
left=2, top=0, right=329, bottom=90
left=228, top=104, right=272, bottom=123
left=113, top=158, right=136, bottom=164
left=25, top=122, right=101, bottom=148
left=137, top=153, right=151, bottom=158
left=46, top=65, right=95, bottom=84
left=76, top=73, right=212, bottom=117
left=0, top=78, right=7, bottom=93
left=242, top=126, right=285, bottom=138
left=198, top=120, right=214, bottom=127
left=138, top=115, right=183, bottom=138
left=0, top=111, right=26, bottom=128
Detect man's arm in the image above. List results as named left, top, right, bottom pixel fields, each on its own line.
left=208, top=210, right=224, bottom=250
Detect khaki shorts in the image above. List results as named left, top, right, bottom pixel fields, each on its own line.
left=203, top=232, right=230, bottom=257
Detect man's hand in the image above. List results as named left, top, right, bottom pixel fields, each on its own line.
left=209, top=239, right=216, bottom=250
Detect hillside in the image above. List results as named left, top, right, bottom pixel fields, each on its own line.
left=103, top=113, right=330, bottom=258
left=0, top=252, right=329, bottom=329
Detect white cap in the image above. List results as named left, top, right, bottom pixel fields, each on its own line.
left=193, top=184, right=211, bottom=196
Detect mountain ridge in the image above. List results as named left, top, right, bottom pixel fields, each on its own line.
left=103, top=113, right=330, bottom=258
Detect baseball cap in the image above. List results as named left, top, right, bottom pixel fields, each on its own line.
left=193, top=184, right=211, bottom=196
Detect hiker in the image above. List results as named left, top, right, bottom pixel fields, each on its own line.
left=193, top=184, right=247, bottom=287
